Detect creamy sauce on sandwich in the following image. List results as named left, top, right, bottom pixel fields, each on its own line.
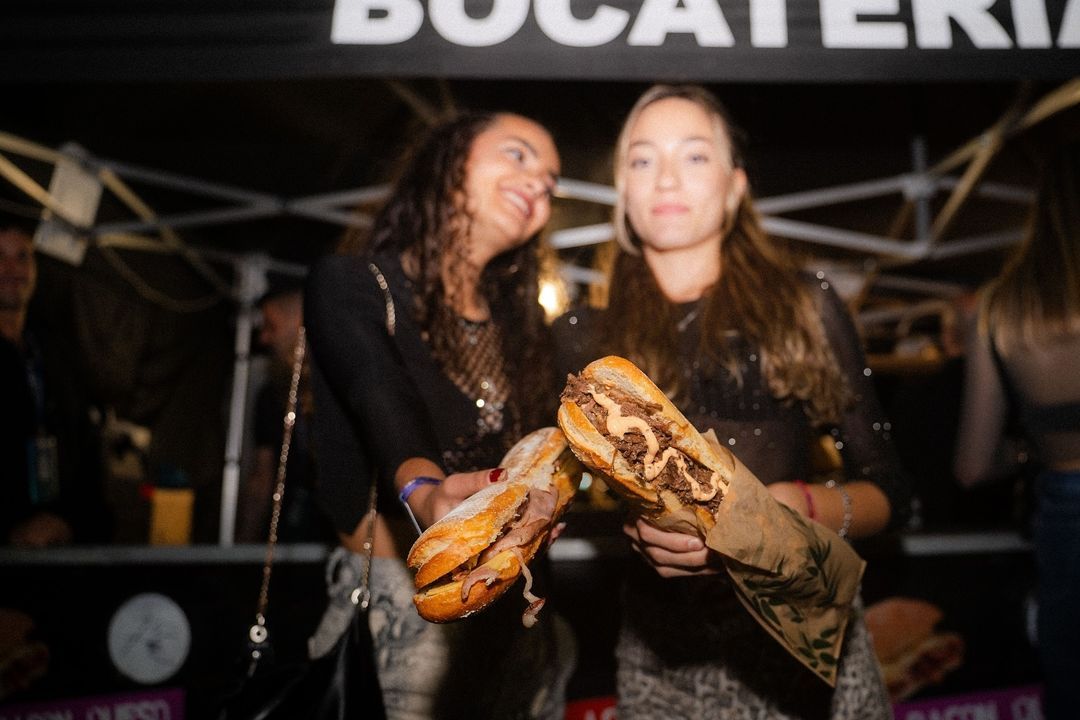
left=588, top=386, right=719, bottom=501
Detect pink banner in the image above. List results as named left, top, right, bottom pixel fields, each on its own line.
left=893, top=685, right=1043, bottom=720
left=565, top=687, right=1044, bottom=720
left=0, top=687, right=184, bottom=720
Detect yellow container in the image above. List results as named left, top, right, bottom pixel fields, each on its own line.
left=149, top=487, right=194, bottom=545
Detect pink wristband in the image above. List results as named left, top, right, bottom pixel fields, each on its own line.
left=793, top=479, right=816, bottom=520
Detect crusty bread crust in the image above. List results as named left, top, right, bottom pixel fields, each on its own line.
left=558, top=355, right=735, bottom=536
left=865, top=597, right=944, bottom=661
left=879, top=632, right=965, bottom=701
left=408, top=427, right=583, bottom=623
left=407, top=481, right=529, bottom=589
left=413, top=547, right=525, bottom=622
left=865, top=597, right=964, bottom=701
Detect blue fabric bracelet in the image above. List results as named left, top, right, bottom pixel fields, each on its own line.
left=398, top=476, right=442, bottom=536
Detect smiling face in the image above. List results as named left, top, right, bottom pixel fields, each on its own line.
left=619, top=96, right=746, bottom=261
left=460, top=113, right=560, bottom=265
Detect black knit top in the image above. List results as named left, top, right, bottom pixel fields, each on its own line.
left=304, top=252, right=534, bottom=534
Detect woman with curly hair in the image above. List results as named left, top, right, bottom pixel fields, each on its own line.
left=555, top=84, right=909, bottom=719
left=305, top=111, right=571, bottom=719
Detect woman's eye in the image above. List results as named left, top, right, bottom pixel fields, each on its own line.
left=688, top=153, right=710, bottom=164
left=628, top=157, right=650, bottom=169
left=505, top=146, right=525, bottom=162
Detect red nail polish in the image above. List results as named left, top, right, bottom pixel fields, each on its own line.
left=489, top=468, right=505, bottom=483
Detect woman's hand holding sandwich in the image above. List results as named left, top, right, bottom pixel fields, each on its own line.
left=623, top=517, right=722, bottom=578
left=396, top=457, right=506, bottom=531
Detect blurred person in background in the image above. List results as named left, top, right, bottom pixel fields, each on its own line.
left=954, top=130, right=1080, bottom=720
left=236, top=281, right=334, bottom=544
left=1, top=215, right=109, bottom=547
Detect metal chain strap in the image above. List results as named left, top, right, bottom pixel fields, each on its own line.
left=245, top=263, right=391, bottom=663
left=368, top=262, right=395, bottom=336
left=352, top=484, right=378, bottom=612
left=248, top=325, right=307, bottom=650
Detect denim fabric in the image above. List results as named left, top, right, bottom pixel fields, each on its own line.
left=1033, top=469, right=1080, bottom=720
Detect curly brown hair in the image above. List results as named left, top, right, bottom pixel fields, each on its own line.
left=343, top=112, right=555, bottom=427
left=605, top=85, right=850, bottom=426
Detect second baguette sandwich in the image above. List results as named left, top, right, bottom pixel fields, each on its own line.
left=407, top=427, right=582, bottom=625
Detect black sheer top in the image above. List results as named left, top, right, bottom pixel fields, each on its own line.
left=304, top=252, right=527, bottom=534
left=553, top=277, right=910, bottom=531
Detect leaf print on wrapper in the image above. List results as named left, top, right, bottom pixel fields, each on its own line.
left=729, top=528, right=846, bottom=679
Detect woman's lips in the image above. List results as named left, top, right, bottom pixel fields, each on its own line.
left=503, top=188, right=533, bottom=219
left=652, top=203, right=688, bottom=216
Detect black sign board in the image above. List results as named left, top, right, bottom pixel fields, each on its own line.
left=2, top=0, right=1078, bottom=83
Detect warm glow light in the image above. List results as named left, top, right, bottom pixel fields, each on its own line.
left=538, top=277, right=569, bottom=322
left=539, top=281, right=560, bottom=314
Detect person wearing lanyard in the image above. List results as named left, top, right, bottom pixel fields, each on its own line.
left=1, top=217, right=108, bottom=547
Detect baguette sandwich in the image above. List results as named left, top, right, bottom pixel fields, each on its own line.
left=407, top=427, right=583, bottom=625
left=558, top=355, right=734, bottom=537
left=559, top=357, right=871, bottom=687
left=865, top=597, right=965, bottom=702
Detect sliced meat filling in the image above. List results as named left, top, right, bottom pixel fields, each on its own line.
left=563, top=373, right=722, bottom=512
left=458, top=485, right=558, bottom=602
left=563, top=373, right=655, bottom=430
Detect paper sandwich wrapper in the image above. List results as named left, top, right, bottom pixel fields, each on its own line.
left=560, top=354, right=864, bottom=685
left=695, top=429, right=865, bottom=686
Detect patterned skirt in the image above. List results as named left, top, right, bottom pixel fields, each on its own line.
left=366, top=556, right=576, bottom=720
left=616, top=568, right=890, bottom=720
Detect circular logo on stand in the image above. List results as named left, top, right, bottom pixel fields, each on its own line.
left=107, top=592, right=191, bottom=684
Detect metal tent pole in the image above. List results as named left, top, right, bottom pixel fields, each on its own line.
left=219, top=255, right=268, bottom=546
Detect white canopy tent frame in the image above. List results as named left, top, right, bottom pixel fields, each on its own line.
left=553, top=174, right=1032, bottom=259
left=0, top=131, right=1039, bottom=544
left=0, top=131, right=1037, bottom=545
left=2, top=77, right=1075, bottom=544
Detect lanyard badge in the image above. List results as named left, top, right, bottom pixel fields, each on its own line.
left=27, top=435, right=60, bottom=505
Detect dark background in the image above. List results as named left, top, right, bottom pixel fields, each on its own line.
left=0, top=1, right=1071, bottom=714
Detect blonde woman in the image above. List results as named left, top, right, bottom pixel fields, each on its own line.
left=555, top=85, right=908, bottom=719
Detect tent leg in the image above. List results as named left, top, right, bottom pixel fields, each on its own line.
left=219, top=256, right=268, bottom=545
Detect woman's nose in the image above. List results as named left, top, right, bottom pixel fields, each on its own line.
left=522, top=173, right=549, bottom=199
left=656, top=158, right=678, bottom=189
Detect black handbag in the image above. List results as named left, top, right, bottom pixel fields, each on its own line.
left=218, top=605, right=385, bottom=720
left=217, top=327, right=386, bottom=720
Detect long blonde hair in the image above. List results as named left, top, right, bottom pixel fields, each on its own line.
left=981, top=138, right=1080, bottom=350
left=605, top=85, right=849, bottom=426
